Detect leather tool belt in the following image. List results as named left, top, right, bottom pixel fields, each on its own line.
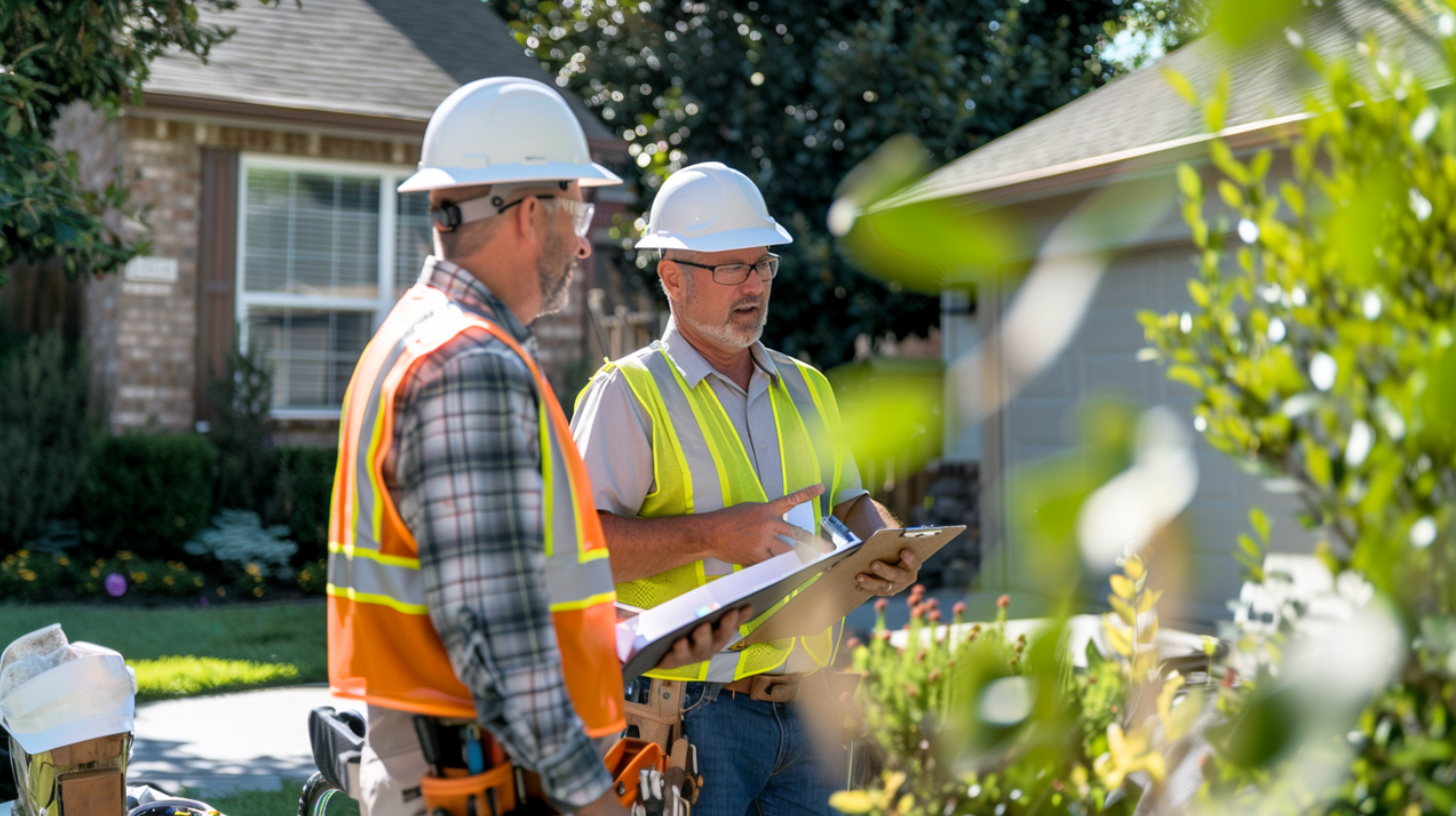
left=413, top=716, right=528, bottom=816
left=414, top=714, right=692, bottom=816
left=622, top=679, right=703, bottom=813
left=721, top=673, right=804, bottom=703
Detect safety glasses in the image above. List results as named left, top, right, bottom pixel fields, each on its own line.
left=673, top=254, right=780, bottom=286
left=497, top=195, right=595, bottom=238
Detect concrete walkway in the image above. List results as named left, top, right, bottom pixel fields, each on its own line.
left=128, top=686, right=363, bottom=796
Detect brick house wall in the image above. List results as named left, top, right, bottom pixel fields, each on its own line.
left=85, top=118, right=202, bottom=431
left=67, top=107, right=628, bottom=440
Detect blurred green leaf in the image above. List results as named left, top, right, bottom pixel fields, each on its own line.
left=1330, top=168, right=1401, bottom=286
left=1163, top=68, right=1198, bottom=106
left=1217, top=687, right=1299, bottom=768
left=835, top=136, right=1027, bottom=294
left=1250, top=507, right=1272, bottom=543
left=1177, top=164, right=1203, bottom=199
left=1208, top=0, right=1304, bottom=49
left=828, top=358, right=944, bottom=474
left=1419, top=341, right=1456, bottom=451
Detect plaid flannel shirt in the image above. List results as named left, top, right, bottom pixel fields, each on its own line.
left=383, top=256, right=611, bottom=808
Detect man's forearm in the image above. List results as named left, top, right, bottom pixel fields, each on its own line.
left=599, top=511, right=716, bottom=584
left=834, top=494, right=897, bottom=540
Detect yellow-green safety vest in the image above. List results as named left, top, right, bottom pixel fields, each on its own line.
left=579, top=342, right=850, bottom=682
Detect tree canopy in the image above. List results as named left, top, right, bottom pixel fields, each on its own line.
left=493, top=0, right=1125, bottom=367
left=0, top=1, right=260, bottom=285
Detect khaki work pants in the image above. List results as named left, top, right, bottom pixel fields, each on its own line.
left=358, top=705, right=431, bottom=816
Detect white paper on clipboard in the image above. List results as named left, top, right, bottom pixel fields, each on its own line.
left=783, top=501, right=815, bottom=535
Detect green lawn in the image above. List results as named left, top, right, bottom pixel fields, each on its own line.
left=193, top=781, right=360, bottom=816
left=0, top=601, right=327, bottom=702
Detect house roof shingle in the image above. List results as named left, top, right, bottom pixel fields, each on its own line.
left=143, top=0, right=615, bottom=141
left=884, top=0, right=1445, bottom=208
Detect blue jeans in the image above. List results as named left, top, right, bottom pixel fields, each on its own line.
left=679, top=682, right=845, bottom=816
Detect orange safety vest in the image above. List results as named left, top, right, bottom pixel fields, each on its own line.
left=327, top=282, right=625, bottom=738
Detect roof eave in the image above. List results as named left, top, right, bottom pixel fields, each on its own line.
left=138, top=90, right=430, bottom=138
left=138, top=90, right=629, bottom=154
left=871, top=112, right=1312, bottom=213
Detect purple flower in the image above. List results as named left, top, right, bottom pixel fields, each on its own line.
left=199, top=596, right=210, bottom=607
left=104, top=573, right=126, bottom=597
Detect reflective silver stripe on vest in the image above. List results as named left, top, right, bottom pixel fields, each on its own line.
left=351, top=337, right=412, bottom=554
left=769, top=356, right=837, bottom=517
left=328, top=548, right=423, bottom=608
left=545, top=551, right=615, bottom=608
left=706, top=651, right=741, bottom=683
left=640, top=346, right=736, bottom=577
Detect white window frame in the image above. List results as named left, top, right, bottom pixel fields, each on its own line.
left=236, top=153, right=426, bottom=419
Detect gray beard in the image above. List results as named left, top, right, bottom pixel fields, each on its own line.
left=537, top=229, right=573, bottom=316
left=679, top=302, right=768, bottom=349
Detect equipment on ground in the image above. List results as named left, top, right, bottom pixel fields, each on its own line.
left=1, top=626, right=137, bottom=816
left=125, top=797, right=221, bottom=816
left=633, top=162, right=792, bottom=253
left=398, top=77, right=622, bottom=196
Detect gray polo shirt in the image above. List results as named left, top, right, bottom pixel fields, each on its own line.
left=571, top=317, right=867, bottom=520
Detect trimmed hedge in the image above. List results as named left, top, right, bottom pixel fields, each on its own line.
left=0, top=333, right=91, bottom=550
left=79, top=432, right=216, bottom=559
left=272, top=446, right=336, bottom=563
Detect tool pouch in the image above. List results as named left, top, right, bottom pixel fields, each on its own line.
left=421, top=765, right=518, bottom=816
left=603, top=739, right=662, bottom=807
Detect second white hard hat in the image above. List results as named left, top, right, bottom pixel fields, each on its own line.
left=399, top=76, right=622, bottom=194
left=634, top=162, right=792, bottom=253
left=0, top=625, right=136, bottom=755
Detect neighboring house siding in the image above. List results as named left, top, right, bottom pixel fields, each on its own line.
left=972, top=169, right=1317, bottom=625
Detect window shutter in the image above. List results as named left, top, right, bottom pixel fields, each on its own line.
left=196, top=148, right=240, bottom=425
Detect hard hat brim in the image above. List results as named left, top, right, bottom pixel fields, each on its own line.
left=0, top=649, right=135, bottom=755
left=1, top=708, right=134, bottom=756
left=634, top=223, right=793, bottom=252
left=397, top=162, right=623, bottom=193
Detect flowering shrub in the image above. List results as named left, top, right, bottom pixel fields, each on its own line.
left=832, top=557, right=1207, bottom=816
left=0, top=549, right=206, bottom=602
left=296, top=558, right=329, bottom=596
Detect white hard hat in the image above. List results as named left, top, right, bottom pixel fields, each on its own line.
left=398, top=76, right=622, bottom=193
left=0, top=626, right=135, bottom=755
left=634, top=162, right=792, bottom=252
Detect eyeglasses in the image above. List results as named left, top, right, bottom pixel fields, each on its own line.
left=673, top=254, right=780, bottom=285
left=497, top=195, right=595, bottom=238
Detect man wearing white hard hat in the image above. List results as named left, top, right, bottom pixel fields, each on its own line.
left=571, top=162, right=921, bottom=814
left=327, top=79, right=744, bottom=816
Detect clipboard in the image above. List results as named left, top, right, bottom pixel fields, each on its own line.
left=617, top=541, right=868, bottom=682
left=738, top=525, right=966, bottom=646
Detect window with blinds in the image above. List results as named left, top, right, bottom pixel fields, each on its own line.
left=237, top=158, right=436, bottom=416
left=396, top=190, right=433, bottom=296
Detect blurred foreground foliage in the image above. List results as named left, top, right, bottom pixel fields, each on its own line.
left=828, top=357, right=943, bottom=481
left=838, top=515, right=1211, bottom=814
left=830, top=399, right=1218, bottom=815
left=1139, top=6, right=1456, bottom=813
left=833, top=2, right=1456, bottom=814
